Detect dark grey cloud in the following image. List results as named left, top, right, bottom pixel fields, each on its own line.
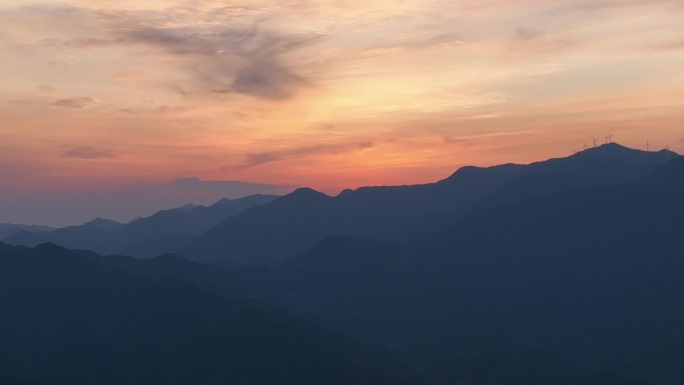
left=123, top=25, right=319, bottom=100
left=4, top=4, right=320, bottom=101
left=239, top=142, right=374, bottom=169
left=52, top=97, right=98, bottom=109
left=63, top=146, right=118, bottom=159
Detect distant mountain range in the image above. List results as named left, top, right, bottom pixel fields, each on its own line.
left=73, top=149, right=684, bottom=384
left=3, top=194, right=278, bottom=258
left=183, top=143, right=678, bottom=266
left=4, top=144, right=678, bottom=267
left=2, top=143, right=682, bottom=384
left=0, top=223, right=53, bottom=239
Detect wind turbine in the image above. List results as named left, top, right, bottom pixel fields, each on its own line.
left=608, top=132, right=614, bottom=143
left=646, top=141, right=651, bottom=152
left=571, top=148, right=578, bottom=154
left=584, top=142, right=589, bottom=150
left=593, top=137, right=598, bottom=147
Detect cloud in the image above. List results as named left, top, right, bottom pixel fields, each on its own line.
left=3, top=4, right=321, bottom=101
left=510, top=27, right=577, bottom=53
left=122, top=23, right=320, bottom=100
left=63, top=145, right=118, bottom=159
left=40, top=37, right=124, bottom=49
left=36, top=85, right=56, bottom=93
left=118, top=105, right=192, bottom=115
left=239, top=141, right=374, bottom=168
left=357, top=33, right=464, bottom=58
left=52, top=97, right=98, bottom=109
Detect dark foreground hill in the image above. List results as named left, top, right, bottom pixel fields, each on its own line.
left=0, top=242, right=419, bottom=385
left=86, top=244, right=661, bottom=385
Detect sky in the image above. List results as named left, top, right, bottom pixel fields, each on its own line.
left=1, top=0, right=684, bottom=226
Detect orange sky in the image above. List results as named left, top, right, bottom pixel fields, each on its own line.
left=1, top=0, right=684, bottom=225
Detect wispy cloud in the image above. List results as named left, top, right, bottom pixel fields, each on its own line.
left=36, top=85, right=57, bottom=93
left=500, top=27, right=579, bottom=57
left=125, top=26, right=320, bottom=100
left=1, top=0, right=683, bottom=209
left=63, top=145, right=118, bottom=159
left=238, top=142, right=374, bottom=169
left=52, top=97, right=98, bottom=109
left=4, top=3, right=323, bottom=101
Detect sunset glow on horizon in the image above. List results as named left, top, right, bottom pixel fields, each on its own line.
left=2, top=0, right=684, bottom=225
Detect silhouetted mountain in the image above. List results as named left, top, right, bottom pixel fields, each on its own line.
left=167, top=155, right=684, bottom=384
left=3, top=194, right=278, bottom=258
left=0, top=223, right=53, bottom=239
left=183, top=144, right=678, bottom=266
left=0, top=242, right=419, bottom=385
left=484, top=144, right=678, bottom=205
left=640, top=154, right=684, bottom=190
left=81, top=217, right=124, bottom=231
left=4, top=146, right=682, bottom=384
left=2, top=225, right=109, bottom=250
left=173, top=203, right=197, bottom=212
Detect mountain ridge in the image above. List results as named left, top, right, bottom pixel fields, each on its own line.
left=182, top=144, right=679, bottom=266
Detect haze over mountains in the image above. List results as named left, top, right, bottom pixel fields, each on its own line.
left=0, top=178, right=295, bottom=228
left=3, top=143, right=684, bottom=384
left=3, top=195, right=278, bottom=258
left=6, top=143, right=676, bottom=265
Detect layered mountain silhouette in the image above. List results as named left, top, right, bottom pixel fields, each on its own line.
left=77, top=151, right=684, bottom=384
left=0, top=242, right=419, bottom=385
left=183, top=143, right=678, bottom=266
left=0, top=223, right=53, bottom=239
left=6, top=144, right=676, bottom=268
left=3, top=143, right=682, bottom=384
left=228, top=153, right=682, bottom=384
left=82, top=217, right=125, bottom=231
left=3, top=194, right=278, bottom=258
